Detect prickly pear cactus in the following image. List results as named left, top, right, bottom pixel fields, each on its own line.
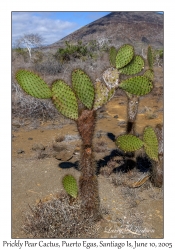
left=147, top=45, right=154, bottom=69
left=102, top=68, right=119, bottom=89
left=109, top=46, right=117, bottom=67
left=143, top=126, right=159, bottom=161
left=116, top=44, right=134, bottom=69
left=62, top=175, right=78, bottom=198
left=119, top=76, right=153, bottom=96
left=143, top=69, right=154, bottom=81
left=119, top=55, right=144, bottom=75
left=52, top=80, right=78, bottom=120
left=72, top=69, right=95, bottom=109
left=116, top=134, right=144, bottom=152
left=16, top=69, right=52, bottom=99
left=93, top=79, right=115, bottom=110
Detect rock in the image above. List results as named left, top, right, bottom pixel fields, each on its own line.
left=12, top=123, right=20, bottom=128
left=73, top=147, right=81, bottom=155
left=52, top=142, right=66, bottom=152
left=54, top=150, right=74, bottom=161
left=119, top=101, right=125, bottom=105
left=117, top=120, right=126, bottom=127
left=17, top=149, right=25, bottom=154
left=55, top=135, right=65, bottom=142
left=38, top=153, right=50, bottom=159
left=32, top=143, right=45, bottom=151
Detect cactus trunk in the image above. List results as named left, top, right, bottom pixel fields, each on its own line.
left=126, top=95, right=139, bottom=135
left=151, top=124, right=163, bottom=187
left=76, top=110, right=101, bottom=219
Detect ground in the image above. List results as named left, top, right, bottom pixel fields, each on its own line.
left=12, top=75, right=163, bottom=238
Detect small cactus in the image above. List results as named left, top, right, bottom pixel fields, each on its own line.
left=16, top=69, right=52, bottom=99
left=147, top=45, right=154, bottom=69
left=72, top=69, right=95, bottom=110
left=119, top=55, right=144, bottom=75
left=116, top=44, right=134, bottom=69
left=109, top=46, right=117, bottom=67
left=119, top=76, right=153, bottom=96
left=116, top=134, right=144, bottom=152
left=62, top=175, right=78, bottom=198
left=143, top=126, right=159, bottom=161
left=143, top=69, right=154, bottom=81
left=116, top=126, right=159, bottom=162
left=52, top=80, right=78, bottom=120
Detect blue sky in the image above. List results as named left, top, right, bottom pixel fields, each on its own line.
left=12, top=12, right=111, bottom=47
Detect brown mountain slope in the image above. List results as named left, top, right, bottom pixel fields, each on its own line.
left=47, top=11, right=163, bottom=50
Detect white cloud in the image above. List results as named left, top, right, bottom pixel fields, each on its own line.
left=12, top=12, right=78, bottom=46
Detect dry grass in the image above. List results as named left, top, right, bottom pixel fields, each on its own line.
left=22, top=193, right=101, bottom=238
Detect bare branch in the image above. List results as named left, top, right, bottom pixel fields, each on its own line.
left=15, top=33, right=44, bottom=58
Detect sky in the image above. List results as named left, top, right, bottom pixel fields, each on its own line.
left=12, top=12, right=111, bottom=47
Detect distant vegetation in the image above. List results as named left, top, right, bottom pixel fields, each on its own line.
left=54, top=40, right=109, bottom=63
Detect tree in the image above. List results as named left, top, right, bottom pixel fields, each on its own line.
left=16, top=33, right=44, bottom=59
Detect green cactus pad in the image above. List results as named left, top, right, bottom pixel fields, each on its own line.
left=93, top=80, right=115, bottom=110
left=143, top=126, right=158, bottom=161
left=116, top=44, right=134, bottom=69
left=15, top=69, right=52, bottom=99
left=52, top=80, right=78, bottom=120
left=109, top=46, right=117, bottom=67
left=72, top=69, right=95, bottom=109
left=119, top=55, right=144, bottom=75
left=62, top=175, right=78, bottom=198
left=147, top=46, right=153, bottom=69
left=119, top=76, right=153, bottom=96
left=143, top=69, right=154, bottom=81
left=116, top=135, right=144, bottom=152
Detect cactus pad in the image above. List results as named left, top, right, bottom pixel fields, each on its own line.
left=16, top=69, right=52, bottom=99
left=119, top=55, right=144, bottom=75
left=143, top=126, right=158, bottom=161
left=102, top=68, right=119, bottom=89
left=144, top=69, right=154, bottom=81
left=72, top=69, right=94, bottom=109
left=119, top=76, right=153, bottom=96
left=116, top=44, right=134, bottom=69
left=109, top=46, right=117, bottom=67
left=116, top=134, right=144, bottom=152
left=52, top=80, right=78, bottom=120
left=147, top=46, right=153, bottom=69
left=62, top=175, right=78, bottom=198
left=93, top=79, right=115, bottom=110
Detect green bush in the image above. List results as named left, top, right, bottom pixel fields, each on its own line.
left=54, top=40, right=107, bottom=63
left=154, top=49, right=163, bottom=59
